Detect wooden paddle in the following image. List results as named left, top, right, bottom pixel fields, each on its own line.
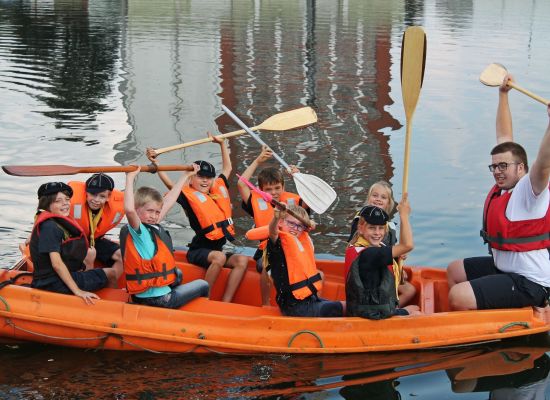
left=2, top=164, right=194, bottom=177
left=154, top=107, right=318, bottom=155
left=222, top=105, right=337, bottom=214
left=479, top=63, right=549, bottom=106
left=399, top=26, right=427, bottom=281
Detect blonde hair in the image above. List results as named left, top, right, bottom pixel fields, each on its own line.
left=286, top=204, right=310, bottom=226
left=367, top=181, right=395, bottom=215
left=134, top=186, right=163, bottom=208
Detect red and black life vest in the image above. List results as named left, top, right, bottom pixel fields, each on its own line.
left=480, top=184, right=550, bottom=251
left=30, top=211, right=88, bottom=280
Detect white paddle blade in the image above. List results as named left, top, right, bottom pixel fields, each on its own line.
left=292, top=172, right=337, bottom=214
left=479, top=63, right=508, bottom=87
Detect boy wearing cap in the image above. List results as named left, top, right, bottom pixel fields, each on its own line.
left=68, top=173, right=124, bottom=285
left=237, top=145, right=309, bottom=305
left=30, top=182, right=117, bottom=305
left=146, top=134, right=247, bottom=303
left=345, top=194, right=419, bottom=319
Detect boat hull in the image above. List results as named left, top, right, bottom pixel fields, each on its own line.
left=0, top=251, right=548, bottom=354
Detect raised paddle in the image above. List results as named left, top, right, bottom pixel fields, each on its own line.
left=479, top=63, right=550, bottom=106
left=237, top=174, right=313, bottom=229
left=399, top=26, right=426, bottom=281
left=222, top=105, right=337, bottom=215
left=400, top=26, right=426, bottom=194
left=154, top=107, right=318, bottom=155
left=2, top=164, right=194, bottom=177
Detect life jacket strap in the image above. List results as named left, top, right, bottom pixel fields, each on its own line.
left=126, top=264, right=177, bottom=284
left=481, top=229, right=550, bottom=246
left=200, top=218, right=235, bottom=241
left=289, top=272, right=322, bottom=296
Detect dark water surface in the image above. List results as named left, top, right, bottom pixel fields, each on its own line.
left=1, top=0, right=550, bottom=398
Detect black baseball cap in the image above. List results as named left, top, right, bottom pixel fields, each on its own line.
left=37, top=182, right=73, bottom=199
left=360, top=205, right=389, bottom=226
left=194, top=160, right=216, bottom=178
left=86, top=173, right=115, bottom=194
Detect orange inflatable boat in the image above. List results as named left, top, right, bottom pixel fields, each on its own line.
left=0, top=250, right=548, bottom=354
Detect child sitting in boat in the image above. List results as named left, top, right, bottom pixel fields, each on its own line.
left=265, top=204, right=344, bottom=317
left=68, top=173, right=124, bottom=284
left=345, top=194, right=420, bottom=319
left=237, top=145, right=310, bottom=305
left=29, top=182, right=117, bottom=305
left=121, top=166, right=209, bottom=309
left=146, top=133, right=247, bottom=303
left=347, top=181, right=416, bottom=308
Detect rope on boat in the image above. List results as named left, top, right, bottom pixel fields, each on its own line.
left=118, top=337, right=165, bottom=354
left=287, top=329, right=324, bottom=348
left=0, top=295, right=9, bottom=312
left=5, top=319, right=109, bottom=341
left=498, top=321, right=530, bottom=333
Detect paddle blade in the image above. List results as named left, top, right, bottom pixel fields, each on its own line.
left=400, top=26, right=426, bottom=120
left=292, top=172, right=336, bottom=214
left=479, top=63, right=508, bottom=87
left=2, top=165, right=80, bottom=176
left=258, top=107, right=317, bottom=131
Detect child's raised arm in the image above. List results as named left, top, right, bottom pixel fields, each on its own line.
left=392, top=193, right=413, bottom=258
left=269, top=209, right=283, bottom=243
left=124, top=166, right=142, bottom=230
left=237, top=145, right=273, bottom=202
left=210, top=132, right=232, bottom=178
left=158, top=164, right=199, bottom=222
left=146, top=147, right=174, bottom=190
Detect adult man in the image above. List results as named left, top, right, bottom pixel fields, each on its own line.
left=447, top=75, right=550, bottom=310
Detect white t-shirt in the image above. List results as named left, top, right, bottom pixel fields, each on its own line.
left=492, top=174, right=550, bottom=286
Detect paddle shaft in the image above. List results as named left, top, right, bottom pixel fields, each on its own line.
left=2, top=164, right=194, bottom=177
left=155, top=128, right=260, bottom=155
left=270, top=198, right=313, bottom=229
left=222, top=106, right=291, bottom=169
left=508, top=82, right=549, bottom=106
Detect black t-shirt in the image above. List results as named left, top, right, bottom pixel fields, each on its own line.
left=176, top=174, right=229, bottom=251
left=37, top=220, right=65, bottom=254
left=265, top=237, right=297, bottom=309
left=356, top=246, right=393, bottom=288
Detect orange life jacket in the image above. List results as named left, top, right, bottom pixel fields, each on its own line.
left=120, top=224, right=178, bottom=295
left=250, top=191, right=301, bottom=250
left=182, top=177, right=235, bottom=241
left=68, top=181, right=125, bottom=240
left=279, top=231, right=322, bottom=300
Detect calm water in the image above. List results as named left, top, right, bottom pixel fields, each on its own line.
left=1, top=0, right=550, bottom=398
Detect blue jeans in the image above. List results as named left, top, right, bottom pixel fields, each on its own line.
left=132, top=279, right=209, bottom=309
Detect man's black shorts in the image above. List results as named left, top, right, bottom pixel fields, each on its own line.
left=464, top=256, right=548, bottom=309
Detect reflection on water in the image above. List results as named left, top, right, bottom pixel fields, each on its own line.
left=1, top=1, right=550, bottom=396
left=1, top=335, right=549, bottom=399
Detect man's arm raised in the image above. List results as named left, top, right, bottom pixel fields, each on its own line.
left=496, top=74, right=514, bottom=144
left=530, top=105, right=550, bottom=196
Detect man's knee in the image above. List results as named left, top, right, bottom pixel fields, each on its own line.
left=448, top=282, right=477, bottom=311
left=111, top=249, right=122, bottom=262
left=447, top=258, right=467, bottom=287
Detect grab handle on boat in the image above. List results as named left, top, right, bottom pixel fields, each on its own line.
left=287, top=329, right=324, bottom=348
left=498, top=321, right=530, bottom=333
